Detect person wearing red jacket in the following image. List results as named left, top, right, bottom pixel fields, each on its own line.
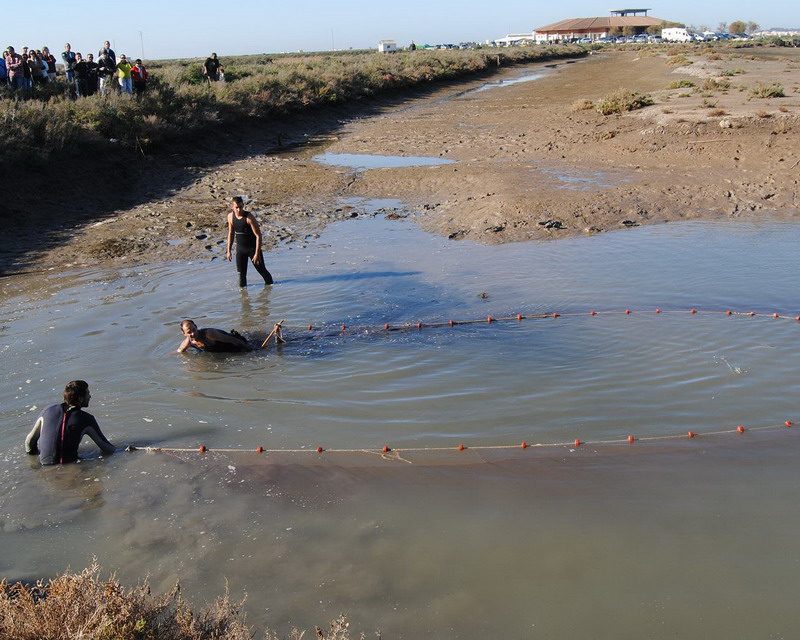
left=131, top=58, right=148, bottom=96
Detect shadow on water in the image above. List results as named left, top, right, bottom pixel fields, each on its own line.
left=279, top=269, right=421, bottom=284
left=0, top=56, right=586, bottom=276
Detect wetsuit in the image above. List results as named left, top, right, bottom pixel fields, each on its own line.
left=233, top=211, right=273, bottom=287
left=26, top=403, right=115, bottom=465
left=191, top=328, right=251, bottom=352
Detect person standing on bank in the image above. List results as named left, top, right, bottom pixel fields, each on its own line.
left=225, top=196, right=273, bottom=287
left=25, top=380, right=116, bottom=465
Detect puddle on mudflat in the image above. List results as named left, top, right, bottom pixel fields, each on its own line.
left=314, top=152, right=454, bottom=171
left=2, top=215, right=800, bottom=639
left=460, top=70, right=549, bottom=96
left=541, top=166, right=622, bottom=190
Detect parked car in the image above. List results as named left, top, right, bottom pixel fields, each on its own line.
left=648, top=35, right=663, bottom=43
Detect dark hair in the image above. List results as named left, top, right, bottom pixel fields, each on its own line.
left=232, top=196, right=244, bottom=207
left=63, top=380, right=89, bottom=406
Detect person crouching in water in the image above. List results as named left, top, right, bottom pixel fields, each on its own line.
left=26, top=380, right=116, bottom=465
left=225, top=196, right=273, bottom=287
left=177, top=319, right=252, bottom=353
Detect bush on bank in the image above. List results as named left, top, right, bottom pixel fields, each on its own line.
left=0, top=562, right=355, bottom=640
left=0, top=46, right=585, bottom=167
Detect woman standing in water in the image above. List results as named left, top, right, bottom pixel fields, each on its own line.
left=225, top=196, right=273, bottom=287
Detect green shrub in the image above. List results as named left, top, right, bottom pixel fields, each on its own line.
left=703, top=77, right=731, bottom=91
left=668, top=79, right=695, bottom=89
left=596, top=88, right=655, bottom=115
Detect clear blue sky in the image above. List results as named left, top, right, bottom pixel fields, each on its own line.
left=6, top=0, right=799, bottom=60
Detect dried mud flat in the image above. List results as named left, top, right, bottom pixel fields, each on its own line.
left=4, top=48, right=800, bottom=275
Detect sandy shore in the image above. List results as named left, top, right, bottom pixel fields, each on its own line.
left=3, top=47, right=798, bottom=274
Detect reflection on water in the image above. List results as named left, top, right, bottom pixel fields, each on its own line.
left=1, top=215, right=800, bottom=637
left=313, top=152, right=455, bottom=170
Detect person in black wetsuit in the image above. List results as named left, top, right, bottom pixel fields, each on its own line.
left=225, top=196, right=273, bottom=287
left=25, top=380, right=116, bottom=465
left=177, top=319, right=252, bottom=353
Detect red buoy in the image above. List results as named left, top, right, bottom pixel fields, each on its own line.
left=590, top=310, right=597, bottom=316
left=574, top=438, right=582, bottom=447
left=316, top=446, right=324, bottom=454
left=655, top=308, right=662, bottom=314
left=198, top=444, right=207, bottom=453
left=796, top=316, right=800, bottom=322
left=416, top=321, right=423, bottom=329
left=627, top=435, right=636, bottom=444
left=736, top=425, right=746, bottom=434
left=384, top=323, right=390, bottom=330
left=785, top=420, right=793, bottom=428
left=341, top=323, right=347, bottom=331
left=691, top=308, right=697, bottom=314
left=521, top=441, right=529, bottom=449
left=449, top=319, right=455, bottom=327
left=773, top=313, right=779, bottom=319
left=552, top=312, right=560, bottom=318
left=382, top=445, right=391, bottom=453
left=308, top=324, right=313, bottom=331
left=457, top=443, right=466, bottom=451
left=687, top=431, right=696, bottom=439
left=516, top=313, right=523, bottom=321
left=726, top=310, right=732, bottom=316
left=256, top=446, right=264, bottom=454
left=487, top=315, right=494, bottom=323
left=748, top=312, right=756, bottom=317
left=625, top=309, right=631, bottom=315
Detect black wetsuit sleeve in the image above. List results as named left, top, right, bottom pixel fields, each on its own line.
left=81, top=416, right=116, bottom=456
left=25, top=417, right=42, bottom=454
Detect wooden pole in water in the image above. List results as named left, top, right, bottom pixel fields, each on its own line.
left=261, top=320, right=286, bottom=349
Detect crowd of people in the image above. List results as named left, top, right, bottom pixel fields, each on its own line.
left=2, top=40, right=148, bottom=97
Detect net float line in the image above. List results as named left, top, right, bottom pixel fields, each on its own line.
left=124, top=420, right=795, bottom=458
left=270, top=306, right=800, bottom=341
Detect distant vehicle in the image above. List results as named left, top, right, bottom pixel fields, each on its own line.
left=615, top=36, right=627, bottom=43
left=662, top=27, right=694, bottom=42
left=378, top=40, right=398, bottom=53
left=597, top=36, right=615, bottom=44
left=648, top=35, right=663, bottom=43
left=578, top=37, right=593, bottom=44
left=633, top=34, right=648, bottom=42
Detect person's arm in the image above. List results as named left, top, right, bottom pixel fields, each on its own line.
left=248, top=216, right=263, bottom=264
left=25, top=417, right=43, bottom=454
left=177, top=336, right=192, bottom=353
left=82, top=417, right=116, bottom=456
left=225, top=212, right=233, bottom=261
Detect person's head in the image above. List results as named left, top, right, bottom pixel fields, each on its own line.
left=42, top=46, right=49, bottom=54
left=22, top=46, right=28, bottom=54
left=75, top=53, right=82, bottom=61
left=135, top=58, right=142, bottom=65
left=211, top=52, right=217, bottom=59
left=7, top=46, right=14, bottom=55
left=231, top=196, right=244, bottom=214
left=64, top=43, right=71, bottom=51
left=63, top=380, right=90, bottom=407
left=180, top=319, right=198, bottom=338
left=88, top=53, right=94, bottom=62
left=120, top=54, right=127, bottom=63
left=104, top=40, right=111, bottom=49
left=101, top=51, right=108, bottom=60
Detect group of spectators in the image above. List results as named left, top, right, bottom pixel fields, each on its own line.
left=1, top=40, right=149, bottom=97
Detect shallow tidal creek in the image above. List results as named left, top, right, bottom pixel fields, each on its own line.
left=1, top=210, right=799, bottom=638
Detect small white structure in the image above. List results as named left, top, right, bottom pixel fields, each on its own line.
left=491, top=32, right=537, bottom=46
left=662, top=27, right=693, bottom=42
left=378, top=40, right=398, bottom=53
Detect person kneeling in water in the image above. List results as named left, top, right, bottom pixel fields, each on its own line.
left=26, top=380, right=116, bottom=465
left=177, top=319, right=252, bottom=353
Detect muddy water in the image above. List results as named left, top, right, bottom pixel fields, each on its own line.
left=1, top=210, right=800, bottom=638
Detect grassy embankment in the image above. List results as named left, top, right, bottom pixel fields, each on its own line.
left=0, top=46, right=585, bottom=168
left=0, top=562, right=353, bottom=640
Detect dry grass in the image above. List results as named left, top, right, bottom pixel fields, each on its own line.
left=595, top=88, right=654, bottom=115
left=708, top=108, right=728, bottom=117
left=702, top=78, right=731, bottom=91
left=0, top=562, right=358, bottom=640
left=755, top=109, right=772, bottom=118
left=668, top=79, right=695, bottom=89
left=570, top=99, right=594, bottom=111
left=749, top=83, right=785, bottom=98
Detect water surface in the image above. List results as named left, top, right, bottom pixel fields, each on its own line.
left=1, top=213, right=799, bottom=638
